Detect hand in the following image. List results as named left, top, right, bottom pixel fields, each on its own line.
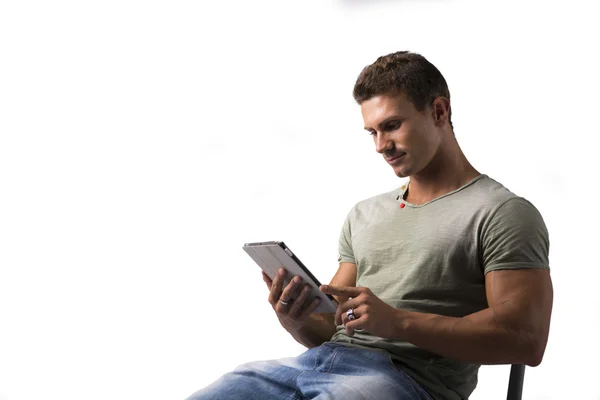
left=263, top=268, right=322, bottom=332
left=320, top=284, right=400, bottom=338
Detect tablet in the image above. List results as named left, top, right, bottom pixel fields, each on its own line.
left=243, top=241, right=339, bottom=314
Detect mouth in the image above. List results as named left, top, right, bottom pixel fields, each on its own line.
left=386, top=153, right=406, bottom=165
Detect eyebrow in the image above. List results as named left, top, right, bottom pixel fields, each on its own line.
left=364, top=115, right=403, bottom=131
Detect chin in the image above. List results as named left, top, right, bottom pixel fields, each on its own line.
left=393, top=168, right=409, bottom=178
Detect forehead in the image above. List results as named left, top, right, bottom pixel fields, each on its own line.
left=361, top=92, right=416, bottom=129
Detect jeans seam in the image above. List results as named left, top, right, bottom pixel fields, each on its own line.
left=309, top=345, right=325, bottom=371
left=292, top=370, right=308, bottom=400
left=320, top=346, right=347, bottom=374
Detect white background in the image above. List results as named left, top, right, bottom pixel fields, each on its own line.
left=1, top=0, right=599, bottom=399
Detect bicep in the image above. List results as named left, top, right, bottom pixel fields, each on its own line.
left=485, top=269, right=553, bottom=343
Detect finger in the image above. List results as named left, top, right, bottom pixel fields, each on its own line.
left=343, top=306, right=360, bottom=325
left=299, top=295, right=322, bottom=319
left=342, top=296, right=361, bottom=309
left=283, top=276, right=303, bottom=301
left=345, top=321, right=356, bottom=336
left=336, top=297, right=360, bottom=326
left=262, top=271, right=272, bottom=290
left=320, top=285, right=362, bottom=298
left=277, top=276, right=303, bottom=314
left=268, top=268, right=287, bottom=306
left=339, top=306, right=352, bottom=326
left=289, top=282, right=310, bottom=316
left=275, top=298, right=292, bottom=314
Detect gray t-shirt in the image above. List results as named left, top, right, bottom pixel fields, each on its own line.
left=330, top=174, right=550, bottom=400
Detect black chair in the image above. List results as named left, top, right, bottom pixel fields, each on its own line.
left=506, top=364, right=525, bottom=400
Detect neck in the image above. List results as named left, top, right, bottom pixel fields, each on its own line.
left=405, top=138, right=480, bottom=204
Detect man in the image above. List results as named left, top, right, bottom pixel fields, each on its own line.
left=187, top=51, right=553, bottom=400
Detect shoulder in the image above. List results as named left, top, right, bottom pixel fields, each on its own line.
left=466, top=175, right=519, bottom=204
left=468, top=177, right=550, bottom=272
left=477, top=178, right=549, bottom=256
left=471, top=175, right=545, bottom=222
left=458, top=175, right=542, bottom=218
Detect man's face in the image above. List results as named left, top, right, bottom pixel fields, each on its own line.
left=361, top=92, right=443, bottom=178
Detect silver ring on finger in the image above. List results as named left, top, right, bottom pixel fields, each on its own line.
left=346, top=308, right=356, bottom=321
left=280, top=299, right=290, bottom=305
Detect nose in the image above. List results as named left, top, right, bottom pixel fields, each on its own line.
left=374, top=132, right=393, bottom=154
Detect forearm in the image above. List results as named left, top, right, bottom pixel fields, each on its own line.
left=397, top=307, right=541, bottom=366
left=288, top=313, right=337, bottom=349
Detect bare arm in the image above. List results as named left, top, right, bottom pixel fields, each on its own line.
left=397, top=268, right=553, bottom=366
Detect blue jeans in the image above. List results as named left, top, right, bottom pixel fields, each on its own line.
left=186, top=342, right=433, bottom=400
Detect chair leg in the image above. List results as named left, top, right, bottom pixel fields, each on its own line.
left=506, top=364, right=526, bottom=400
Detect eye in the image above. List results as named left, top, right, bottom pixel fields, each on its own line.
left=368, top=131, right=376, bottom=136
left=386, top=121, right=402, bottom=131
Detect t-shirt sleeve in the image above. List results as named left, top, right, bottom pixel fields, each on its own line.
left=482, top=197, right=550, bottom=275
left=337, top=207, right=356, bottom=264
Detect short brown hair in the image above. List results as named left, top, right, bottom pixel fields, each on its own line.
left=353, top=51, right=453, bottom=128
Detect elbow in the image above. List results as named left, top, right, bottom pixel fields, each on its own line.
left=525, top=338, right=547, bottom=367
left=526, top=353, right=543, bottom=367
left=510, top=326, right=547, bottom=366
left=510, top=320, right=549, bottom=367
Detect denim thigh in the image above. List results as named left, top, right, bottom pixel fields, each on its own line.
left=186, top=342, right=432, bottom=400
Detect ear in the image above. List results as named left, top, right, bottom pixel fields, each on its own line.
left=432, top=97, right=451, bottom=127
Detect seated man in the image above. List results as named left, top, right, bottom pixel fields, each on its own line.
left=186, top=51, right=553, bottom=400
